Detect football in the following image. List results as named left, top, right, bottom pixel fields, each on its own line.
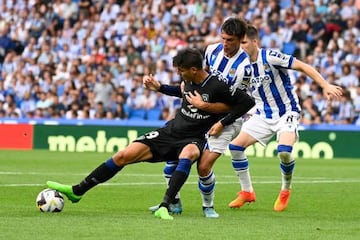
left=36, top=189, right=64, bottom=212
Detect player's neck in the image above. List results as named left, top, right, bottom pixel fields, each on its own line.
left=224, top=48, right=239, bottom=58
left=250, top=49, right=259, bottom=62
left=193, top=71, right=209, bottom=84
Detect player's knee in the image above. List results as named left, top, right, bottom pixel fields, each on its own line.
left=112, top=151, right=129, bottom=166
left=197, top=161, right=211, bottom=177
left=229, top=143, right=246, bottom=159
left=180, top=148, right=200, bottom=161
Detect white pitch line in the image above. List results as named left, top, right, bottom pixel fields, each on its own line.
left=1, top=179, right=360, bottom=187
left=0, top=171, right=350, bottom=180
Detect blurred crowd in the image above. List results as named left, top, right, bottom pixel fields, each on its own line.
left=0, top=0, right=359, bottom=125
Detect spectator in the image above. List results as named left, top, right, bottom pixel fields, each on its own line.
left=36, top=91, right=52, bottom=110
left=308, top=13, right=327, bottom=48
left=338, top=63, right=358, bottom=88
left=354, top=85, right=360, bottom=125
left=335, top=90, right=355, bottom=124
left=154, top=59, right=171, bottom=85
left=6, top=102, right=22, bottom=118
left=59, top=0, right=79, bottom=24
left=20, top=91, right=36, bottom=116
left=93, top=73, right=114, bottom=109
left=300, top=95, right=322, bottom=125
left=324, top=3, right=343, bottom=41
left=137, top=88, right=156, bottom=110
left=50, top=94, right=66, bottom=117
left=126, top=87, right=141, bottom=110
left=94, top=101, right=106, bottom=119
left=0, top=0, right=357, bottom=127
left=28, top=11, right=46, bottom=39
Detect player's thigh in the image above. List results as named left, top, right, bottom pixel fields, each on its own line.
left=277, top=131, right=297, bottom=146
left=233, top=115, right=273, bottom=147
left=112, top=142, right=152, bottom=165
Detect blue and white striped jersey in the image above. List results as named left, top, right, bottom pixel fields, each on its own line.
left=249, top=48, right=301, bottom=119
left=204, top=43, right=252, bottom=91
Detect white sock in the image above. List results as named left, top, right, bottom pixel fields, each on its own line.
left=198, top=171, right=215, bottom=207
left=237, top=168, right=253, bottom=192
left=229, top=144, right=254, bottom=192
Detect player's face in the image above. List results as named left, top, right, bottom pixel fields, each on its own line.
left=221, top=32, right=241, bottom=58
left=176, top=67, right=195, bottom=83
left=241, top=35, right=257, bottom=58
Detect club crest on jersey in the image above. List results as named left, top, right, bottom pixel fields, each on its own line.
left=201, top=94, right=209, bottom=102
left=264, top=63, right=271, bottom=72
left=228, top=68, right=236, bottom=78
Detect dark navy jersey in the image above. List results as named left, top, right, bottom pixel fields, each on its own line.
left=164, top=74, right=254, bottom=138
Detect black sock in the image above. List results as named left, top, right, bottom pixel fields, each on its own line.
left=160, top=170, right=188, bottom=207
left=72, top=162, right=123, bottom=196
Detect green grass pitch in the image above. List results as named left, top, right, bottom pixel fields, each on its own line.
left=0, top=150, right=359, bottom=240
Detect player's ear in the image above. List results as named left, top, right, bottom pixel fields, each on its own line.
left=190, top=67, right=197, bottom=72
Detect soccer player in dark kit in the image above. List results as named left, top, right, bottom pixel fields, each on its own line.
left=46, top=48, right=255, bottom=220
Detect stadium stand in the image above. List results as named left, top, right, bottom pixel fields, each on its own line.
left=0, top=0, right=359, bottom=126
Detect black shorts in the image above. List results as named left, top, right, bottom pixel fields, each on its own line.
left=134, top=127, right=206, bottom=163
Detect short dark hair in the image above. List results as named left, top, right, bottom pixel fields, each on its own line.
left=172, top=48, right=203, bottom=69
left=221, top=17, right=248, bottom=39
left=246, top=24, right=259, bottom=40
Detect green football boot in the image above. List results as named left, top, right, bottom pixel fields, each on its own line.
left=46, top=181, right=82, bottom=203
left=154, top=207, right=173, bottom=220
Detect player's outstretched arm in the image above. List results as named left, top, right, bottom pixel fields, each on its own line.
left=143, top=74, right=182, bottom=97
left=292, top=60, right=343, bottom=100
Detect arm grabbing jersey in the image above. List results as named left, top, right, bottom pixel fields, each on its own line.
left=168, top=74, right=254, bottom=138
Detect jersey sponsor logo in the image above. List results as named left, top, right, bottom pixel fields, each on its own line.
left=250, top=75, right=271, bottom=86
left=181, top=108, right=211, bottom=119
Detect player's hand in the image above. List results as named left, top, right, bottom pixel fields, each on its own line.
left=143, top=74, right=161, bottom=91
left=185, top=91, right=204, bottom=109
left=208, top=121, right=224, bottom=137
left=324, top=84, right=343, bottom=101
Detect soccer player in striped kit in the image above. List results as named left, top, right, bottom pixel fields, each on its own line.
left=227, top=25, right=343, bottom=211
left=150, top=17, right=255, bottom=218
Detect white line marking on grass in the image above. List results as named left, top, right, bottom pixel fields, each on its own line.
left=1, top=179, right=360, bottom=187
left=0, top=172, right=349, bottom=180
left=1, top=171, right=359, bottom=187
